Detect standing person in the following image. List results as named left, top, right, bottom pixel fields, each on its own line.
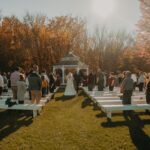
left=118, top=72, right=123, bottom=85
left=120, top=71, right=134, bottom=105
left=28, top=65, right=42, bottom=104
left=17, top=74, right=27, bottom=104
left=2, top=72, right=8, bottom=92
left=138, top=71, right=145, bottom=92
left=131, top=73, right=137, bottom=90
left=145, top=75, right=150, bottom=113
left=87, top=72, right=95, bottom=91
left=7, top=72, right=11, bottom=88
left=26, top=69, right=33, bottom=100
left=41, top=75, right=48, bottom=97
left=0, top=71, right=4, bottom=96
left=108, top=72, right=115, bottom=91
left=73, top=71, right=81, bottom=93
left=10, top=67, right=20, bottom=99
left=49, top=73, right=56, bottom=93
left=97, top=69, right=104, bottom=91
left=41, top=69, right=49, bottom=94
left=55, top=73, right=61, bottom=86
left=64, top=72, right=76, bottom=96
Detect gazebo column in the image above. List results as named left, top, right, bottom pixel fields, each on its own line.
left=77, top=67, right=80, bottom=73
left=53, top=66, right=55, bottom=73
left=62, top=66, right=65, bottom=84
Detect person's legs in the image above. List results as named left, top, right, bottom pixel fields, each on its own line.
left=123, top=90, right=132, bottom=104
left=11, top=86, right=17, bottom=99
left=29, top=90, right=32, bottom=100
left=109, top=86, right=114, bottom=91
left=36, top=90, right=41, bottom=104
left=0, top=87, right=3, bottom=95
left=31, top=90, right=36, bottom=104
left=42, top=88, right=46, bottom=97
left=42, top=88, right=44, bottom=97
left=76, top=82, right=80, bottom=93
left=146, top=92, right=150, bottom=113
left=139, top=83, right=143, bottom=92
left=88, top=84, right=93, bottom=91
left=98, top=85, right=104, bottom=91
left=18, top=100, right=24, bottom=104
left=141, top=83, right=144, bottom=91
left=123, top=90, right=132, bottom=115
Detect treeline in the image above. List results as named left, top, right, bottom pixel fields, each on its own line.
left=0, top=5, right=149, bottom=73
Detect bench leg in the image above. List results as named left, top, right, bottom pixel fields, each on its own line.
left=107, top=111, right=112, bottom=119
left=33, top=110, right=37, bottom=117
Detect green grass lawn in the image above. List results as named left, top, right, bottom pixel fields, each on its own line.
left=1, top=89, right=150, bottom=150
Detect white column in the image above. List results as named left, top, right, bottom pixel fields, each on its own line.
left=77, top=67, right=80, bottom=73
left=62, top=66, right=65, bottom=84
left=53, top=66, right=55, bottom=73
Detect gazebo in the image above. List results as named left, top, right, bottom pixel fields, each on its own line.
left=53, top=51, right=88, bottom=84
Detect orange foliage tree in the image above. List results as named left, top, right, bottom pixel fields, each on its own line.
left=0, top=13, right=135, bottom=73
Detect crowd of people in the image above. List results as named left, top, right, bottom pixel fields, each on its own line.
left=63, top=69, right=150, bottom=108
left=0, top=65, right=150, bottom=108
left=86, top=69, right=150, bottom=108
left=0, top=64, right=57, bottom=104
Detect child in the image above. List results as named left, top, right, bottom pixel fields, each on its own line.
left=41, top=75, right=48, bottom=97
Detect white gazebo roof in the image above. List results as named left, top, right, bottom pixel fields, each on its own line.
left=53, top=51, right=88, bottom=69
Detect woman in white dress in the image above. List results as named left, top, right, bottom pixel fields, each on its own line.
left=64, top=72, right=76, bottom=96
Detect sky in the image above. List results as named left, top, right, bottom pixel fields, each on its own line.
left=0, top=0, right=141, bottom=33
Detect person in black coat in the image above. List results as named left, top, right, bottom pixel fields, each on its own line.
left=73, top=71, right=81, bottom=93
left=49, top=73, right=56, bottom=93
left=145, top=75, right=150, bottom=113
left=87, top=72, right=95, bottom=91
left=97, top=69, right=104, bottom=91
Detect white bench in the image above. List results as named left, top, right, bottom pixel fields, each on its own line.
left=101, top=104, right=150, bottom=119
left=0, top=93, right=53, bottom=117
left=0, top=87, right=59, bottom=117
left=97, top=99, right=146, bottom=106
left=0, top=103, right=43, bottom=117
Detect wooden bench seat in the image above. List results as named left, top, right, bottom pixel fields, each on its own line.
left=101, top=104, right=150, bottom=119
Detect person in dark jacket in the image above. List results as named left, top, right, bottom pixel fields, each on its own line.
left=88, top=72, right=95, bottom=91
left=73, top=71, right=81, bottom=93
left=49, top=73, right=56, bottom=93
left=97, top=69, right=104, bottom=91
left=28, top=65, right=42, bottom=104
left=108, top=72, right=115, bottom=91
left=145, top=75, right=150, bottom=113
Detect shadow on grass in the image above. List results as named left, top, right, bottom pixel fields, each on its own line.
left=96, top=111, right=150, bottom=119
left=81, top=90, right=101, bottom=111
left=55, top=95, right=76, bottom=101
left=81, top=98, right=93, bottom=108
left=101, top=112, right=150, bottom=150
left=55, top=90, right=84, bottom=102
left=0, top=110, right=33, bottom=140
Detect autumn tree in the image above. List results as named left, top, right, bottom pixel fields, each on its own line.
left=136, top=0, right=150, bottom=50
left=92, top=26, right=134, bottom=72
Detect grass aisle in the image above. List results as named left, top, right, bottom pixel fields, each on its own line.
left=1, top=90, right=150, bottom=150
